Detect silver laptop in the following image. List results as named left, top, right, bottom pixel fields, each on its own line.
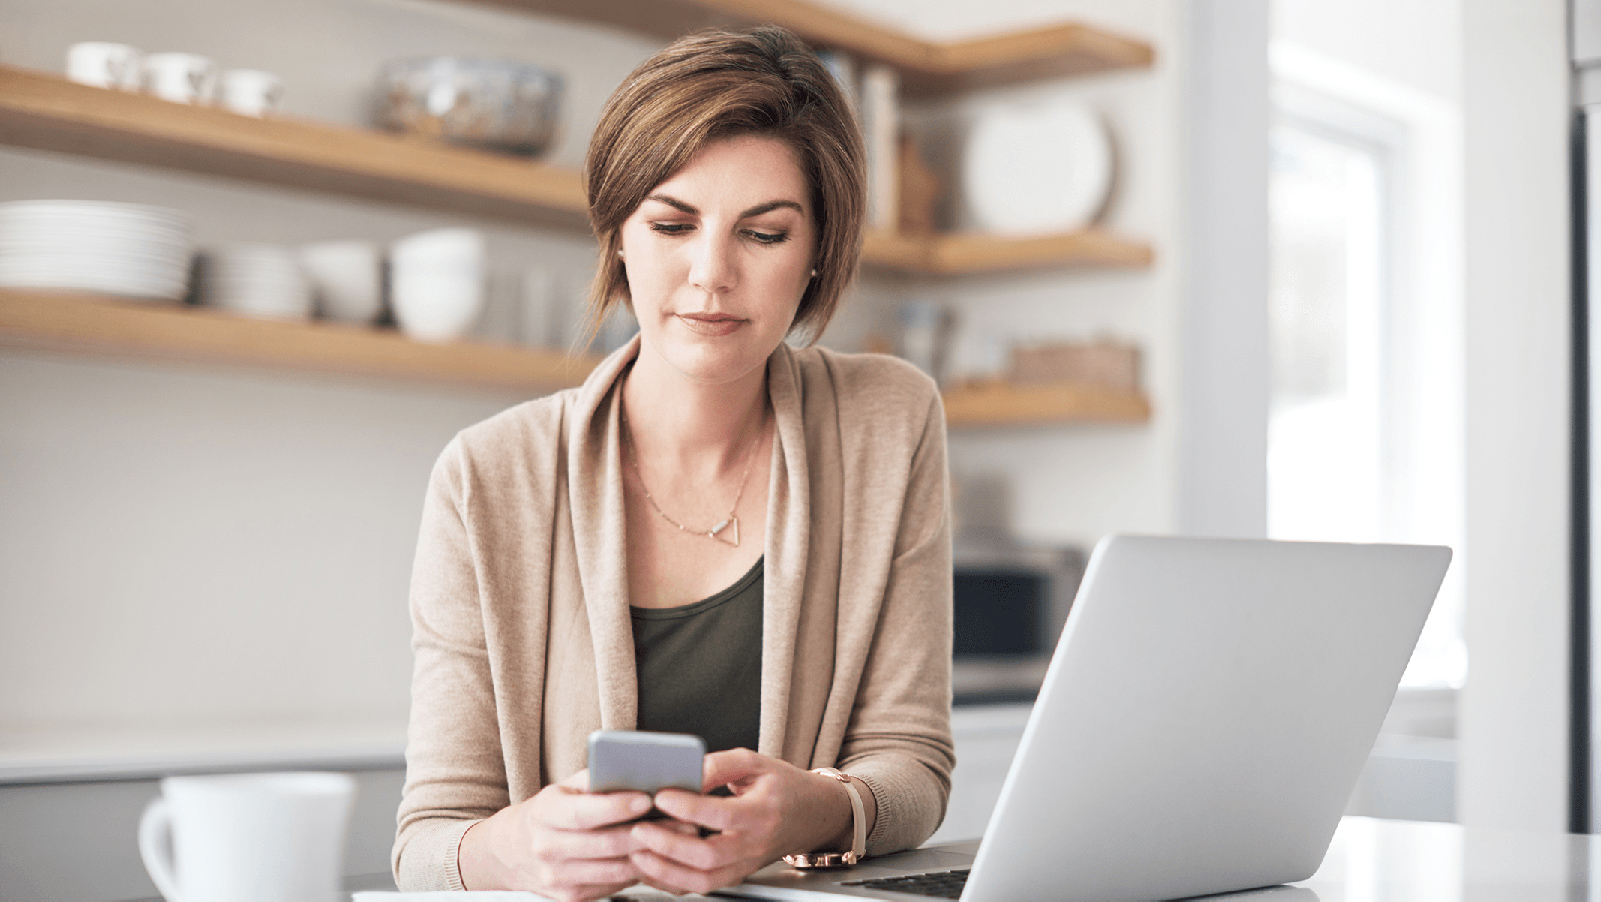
left=718, top=535, right=1451, bottom=902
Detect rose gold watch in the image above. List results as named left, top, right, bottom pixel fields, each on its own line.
left=783, top=767, right=867, bottom=869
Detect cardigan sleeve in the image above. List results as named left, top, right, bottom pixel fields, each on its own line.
left=392, top=438, right=510, bottom=891
left=838, top=389, right=957, bottom=856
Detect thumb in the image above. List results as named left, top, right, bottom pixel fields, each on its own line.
left=701, top=747, right=771, bottom=791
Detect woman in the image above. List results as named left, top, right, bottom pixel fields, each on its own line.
left=393, top=26, right=954, bottom=900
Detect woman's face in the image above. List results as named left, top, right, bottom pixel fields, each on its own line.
left=619, top=133, right=817, bottom=387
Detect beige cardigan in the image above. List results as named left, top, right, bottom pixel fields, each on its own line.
left=393, top=336, right=956, bottom=891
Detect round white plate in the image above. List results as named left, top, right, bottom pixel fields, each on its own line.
left=962, top=101, right=1114, bottom=235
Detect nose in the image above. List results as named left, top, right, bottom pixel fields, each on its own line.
left=688, top=231, right=738, bottom=295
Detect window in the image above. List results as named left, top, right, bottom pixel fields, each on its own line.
left=1268, top=61, right=1466, bottom=689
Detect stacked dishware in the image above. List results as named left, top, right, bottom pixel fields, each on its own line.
left=299, top=240, right=383, bottom=324
left=390, top=228, right=485, bottom=342
left=200, top=244, right=312, bottom=319
left=0, top=200, right=194, bottom=300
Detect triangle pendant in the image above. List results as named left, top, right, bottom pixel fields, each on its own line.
left=710, top=516, right=740, bottom=547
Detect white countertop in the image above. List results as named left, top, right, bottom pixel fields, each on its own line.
left=107, top=816, right=1589, bottom=901
left=1296, top=816, right=1583, bottom=901
left=0, top=719, right=406, bottom=783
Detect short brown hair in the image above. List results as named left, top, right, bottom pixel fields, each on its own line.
left=583, top=25, right=866, bottom=346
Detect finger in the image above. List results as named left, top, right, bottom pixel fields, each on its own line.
left=652, top=786, right=751, bottom=833
left=540, top=822, right=646, bottom=862
left=632, top=819, right=744, bottom=872
left=630, top=847, right=753, bottom=897
left=701, top=747, right=769, bottom=790
left=659, top=819, right=700, bottom=837
left=539, top=787, right=653, bottom=830
left=561, top=768, right=591, bottom=792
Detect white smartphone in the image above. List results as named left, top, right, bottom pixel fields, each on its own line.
left=587, top=729, right=706, bottom=796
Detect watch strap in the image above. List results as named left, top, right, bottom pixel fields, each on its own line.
left=783, top=767, right=866, bottom=869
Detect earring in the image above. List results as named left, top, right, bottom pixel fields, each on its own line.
left=617, top=249, right=625, bottom=259
left=810, top=269, right=818, bottom=278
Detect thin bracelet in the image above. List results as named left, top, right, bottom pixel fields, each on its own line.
left=783, top=767, right=866, bottom=869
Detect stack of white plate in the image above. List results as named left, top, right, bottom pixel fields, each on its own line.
left=201, top=244, right=312, bottom=320
left=0, top=200, right=194, bottom=300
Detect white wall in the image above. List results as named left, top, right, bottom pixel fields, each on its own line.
left=1173, top=0, right=1270, bottom=538
left=840, top=0, right=1259, bottom=546
left=0, top=0, right=1221, bottom=757
left=1274, top=0, right=1574, bottom=831
left=1458, top=0, right=1573, bottom=832
left=1273, top=0, right=1463, bottom=104
left=0, top=0, right=661, bottom=756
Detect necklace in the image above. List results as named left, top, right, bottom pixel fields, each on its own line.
left=621, top=405, right=765, bottom=547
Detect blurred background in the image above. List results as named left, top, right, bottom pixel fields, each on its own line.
left=0, top=0, right=1576, bottom=898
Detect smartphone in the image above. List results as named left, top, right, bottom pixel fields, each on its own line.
left=587, top=729, right=706, bottom=796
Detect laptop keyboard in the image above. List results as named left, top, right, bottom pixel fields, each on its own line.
left=842, top=868, right=970, bottom=899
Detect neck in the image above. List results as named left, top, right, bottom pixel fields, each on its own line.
left=621, top=340, right=770, bottom=472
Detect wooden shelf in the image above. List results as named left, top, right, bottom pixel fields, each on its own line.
left=0, top=66, right=1149, bottom=275
left=942, top=380, right=1150, bottom=427
left=0, top=291, right=1151, bottom=424
left=0, top=65, right=590, bottom=230
left=472, top=0, right=1154, bottom=96
left=864, top=229, right=1152, bottom=275
left=0, top=289, right=601, bottom=393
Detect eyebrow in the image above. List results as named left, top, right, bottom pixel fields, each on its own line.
left=644, top=194, right=805, bottom=219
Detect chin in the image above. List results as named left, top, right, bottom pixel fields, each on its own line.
left=652, top=337, right=773, bottom=386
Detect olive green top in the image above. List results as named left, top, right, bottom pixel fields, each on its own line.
left=631, top=557, right=764, bottom=753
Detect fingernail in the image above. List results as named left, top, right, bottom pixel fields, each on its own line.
left=632, top=795, right=652, bottom=813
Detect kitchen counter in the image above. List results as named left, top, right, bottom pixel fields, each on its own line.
left=0, top=720, right=406, bottom=784
left=114, top=816, right=1601, bottom=901
left=951, top=656, right=1050, bottom=706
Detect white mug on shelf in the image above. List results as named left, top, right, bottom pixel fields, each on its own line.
left=143, top=52, right=218, bottom=104
left=300, top=240, right=382, bottom=324
left=137, top=771, right=355, bottom=902
left=219, top=68, right=283, bottom=117
left=390, top=227, right=486, bottom=343
left=66, top=42, right=142, bottom=90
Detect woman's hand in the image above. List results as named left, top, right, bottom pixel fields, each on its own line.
left=627, top=748, right=874, bottom=895
left=457, top=768, right=652, bottom=902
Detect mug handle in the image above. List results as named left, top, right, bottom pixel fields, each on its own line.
left=138, top=797, right=184, bottom=902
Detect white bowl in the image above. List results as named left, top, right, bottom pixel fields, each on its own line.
left=391, top=270, right=483, bottom=343
left=392, top=227, right=485, bottom=265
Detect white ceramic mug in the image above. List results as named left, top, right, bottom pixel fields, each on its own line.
left=390, top=228, right=486, bottom=343
left=219, top=68, right=283, bottom=117
left=143, top=52, right=218, bottom=104
left=300, top=240, right=382, bottom=323
left=66, top=42, right=142, bottom=89
left=138, top=771, right=355, bottom=902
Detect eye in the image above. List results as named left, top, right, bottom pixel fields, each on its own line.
left=650, top=222, right=694, bottom=235
left=745, top=229, right=790, bottom=245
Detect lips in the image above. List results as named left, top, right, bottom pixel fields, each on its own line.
left=677, top=312, right=746, bottom=337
